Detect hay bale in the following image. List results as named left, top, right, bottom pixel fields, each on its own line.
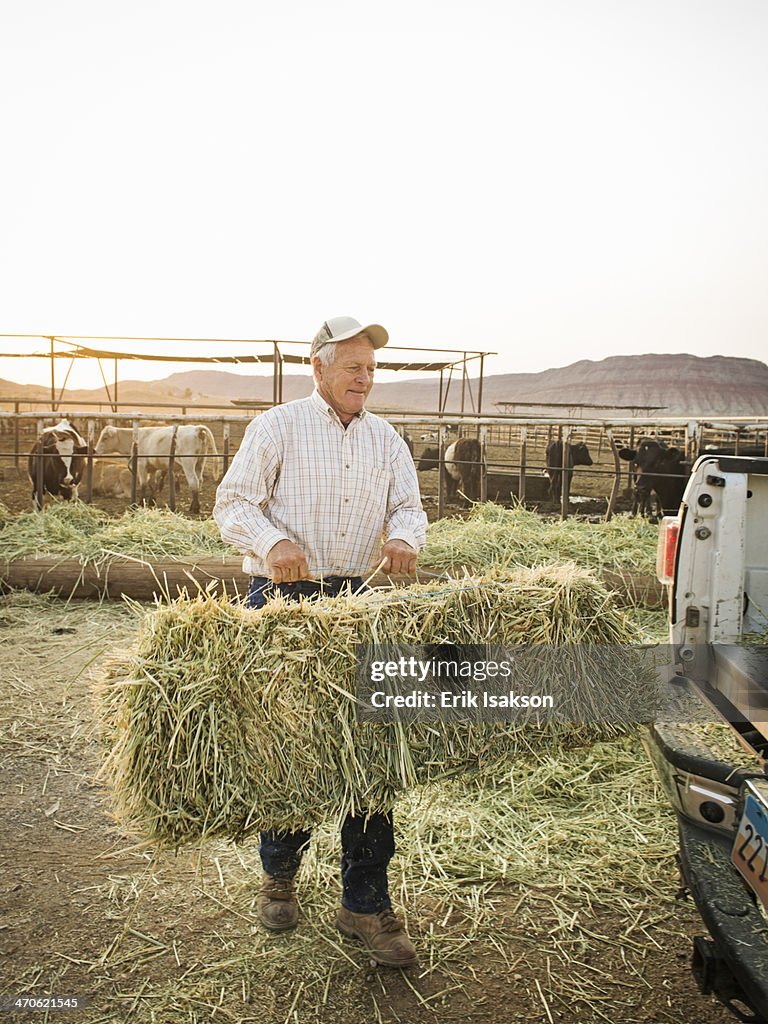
left=97, top=564, right=654, bottom=848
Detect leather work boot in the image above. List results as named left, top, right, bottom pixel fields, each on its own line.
left=335, top=907, right=418, bottom=967
left=257, top=875, right=298, bottom=931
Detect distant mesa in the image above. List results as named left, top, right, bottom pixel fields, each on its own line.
left=1, top=353, right=767, bottom=416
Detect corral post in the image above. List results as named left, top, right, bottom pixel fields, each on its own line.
left=49, top=338, right=55, bottom=411
left=35, top=418, right=45, bottom=510
left=14, top=402, right=20, bottom=470
left=604, top=429, right=621, bottom=522
left=222, top=420, right=230, bottom=476
left=84, top=421, right=94, bottom=504
left=627, top=426, right=635, bottom=491
left=560, top=426, right=571, bottom=520
left=437, top=426, right=446, bottom=520
left=519, top=425, right=527, bottom=503
left=130, top=420, right=139, bottom=505
left=686, top=420, right=697, bottom=463
left=479, top=426, right=487, bottom=502
left=168, top=424, right=178, bottom=512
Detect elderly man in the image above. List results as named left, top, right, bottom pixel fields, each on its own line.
left=213, top=316, right=427, bottom=967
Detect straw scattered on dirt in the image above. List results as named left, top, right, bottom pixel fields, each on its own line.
left=0, top=502, right=236, bottom=567
left=0, top=592, right=736, bottom=1024
left=0, top=501, right=660, bottom=579
left=625, top=607, right=669, bottom=643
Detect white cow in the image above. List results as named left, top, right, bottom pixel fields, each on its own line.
left=94, top=424, right=220, bottom=514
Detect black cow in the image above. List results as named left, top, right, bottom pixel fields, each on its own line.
left=397, top=429, right=414, bottom=458
left=619, top=438, right=690, bottom=519
left=27, top=420, right=88, bottom=510
left=417, top=446, right=440, bottom=471
left=545, top=440, right=593, bottom=501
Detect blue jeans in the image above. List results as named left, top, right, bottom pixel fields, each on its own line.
left=246, top=575, right=394, bottom=914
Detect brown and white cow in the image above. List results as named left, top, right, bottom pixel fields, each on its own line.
left=27, top=420, right=88, bottom=510
left=94, top=424, right=220, bottom=514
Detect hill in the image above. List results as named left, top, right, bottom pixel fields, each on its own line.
left=2, top=353, right=767, bottom=417
left=156, top=354, right=768, bottom=416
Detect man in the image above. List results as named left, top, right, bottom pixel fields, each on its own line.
left=213, top=316, right=427, bottom=967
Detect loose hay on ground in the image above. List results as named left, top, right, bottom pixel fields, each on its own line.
left=90, top=736, right=689, bottom=1024
left=423, top=503, right=659, bottom=577
left=0, top=501, right=659, bottom=580
left=0, top=502, right=236, bottom=568
left=1, top=589, right=738, bottom=1024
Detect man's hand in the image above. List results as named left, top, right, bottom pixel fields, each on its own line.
left=379, top=539, right=418, bottom=575
left=267, top=539, right=310, bottom=583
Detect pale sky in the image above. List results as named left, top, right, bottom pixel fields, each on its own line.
left=1, top=0, right=766, bottom=391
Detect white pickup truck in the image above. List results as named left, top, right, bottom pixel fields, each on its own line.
left=645, top=454, right=768, bottom=1023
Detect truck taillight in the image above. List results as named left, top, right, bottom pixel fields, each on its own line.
left=656, top=516, right=680, bottom=584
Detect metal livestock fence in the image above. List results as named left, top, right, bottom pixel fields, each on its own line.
left=1, top=409, right=766, bottom=519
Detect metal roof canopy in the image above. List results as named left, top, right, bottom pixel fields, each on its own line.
left=0, top=334, right=494, bottom=414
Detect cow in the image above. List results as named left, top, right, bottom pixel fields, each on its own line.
left=444, top=438, right=481, bottom=502
left=94, top=424, right=220, bottom=514
left=27, top=419, right=88, bottom=510
left=395, top=427, right=414, bottom=458
left=92, top=462, right=134, bottom=500
left=619, top=438, right=690, bottom=520
left=416, top=439, right=482, bottom=502
left=545, top=440, right=593, bottom=502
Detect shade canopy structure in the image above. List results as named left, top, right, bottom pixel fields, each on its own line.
left=0, top=334, right=495, bottom=414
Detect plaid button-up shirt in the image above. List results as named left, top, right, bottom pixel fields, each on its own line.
left=213, top=389, right=427, bottom=578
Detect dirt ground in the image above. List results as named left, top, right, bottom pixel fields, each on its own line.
left=0, top=593, right=740, bottom=1024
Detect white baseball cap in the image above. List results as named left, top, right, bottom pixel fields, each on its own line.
left=311, top=316, right=389, bottom=356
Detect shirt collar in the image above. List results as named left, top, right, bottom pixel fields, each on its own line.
left=310, top=387, right=368, bottom=425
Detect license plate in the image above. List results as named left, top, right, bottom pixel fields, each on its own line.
left=731, top=784, right=768, bottom=912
